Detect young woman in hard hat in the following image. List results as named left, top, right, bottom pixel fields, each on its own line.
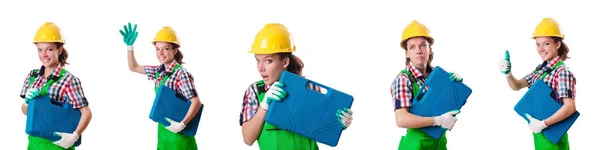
left=20, top=22, right=93, bottom=150
left=121, top=23, right=202, bottom=150
left=391, top=20, right=464, bottom=150
left=239, top=23, right=354, bottom=150
left=499, top=18, right=576, bottom=150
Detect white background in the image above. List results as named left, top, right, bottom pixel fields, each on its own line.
left=0, top=0, right=597, bottom=149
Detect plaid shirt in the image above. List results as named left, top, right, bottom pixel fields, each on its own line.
left=390, top=63, right=431, bottom=110
left=239, top=80, right=321, bottom=126
left=20, top=65, right=89, bottom=109
left=524, top=56, right=576, bottom=104
left=144, top=60, right=198, bottom=99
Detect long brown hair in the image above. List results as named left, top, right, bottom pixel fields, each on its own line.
left=55, top=42, right=69, bottom=66
left=170, top=43, right=184, bottom=64
left=277, top=52, right=304, bottom=76
left=552, top=37, right=570, bottom=61
left=402, top=37, right=433, bottom=71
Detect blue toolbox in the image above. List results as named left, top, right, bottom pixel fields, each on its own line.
left=409, top=66, right=472, bottom=140
left=514, top=79, right=580, bottom=144
left=26, top=96, right=82, bottom=146
left=150, top=85, right=204, bottom=136
left=265, top=71, right=354, bottom=147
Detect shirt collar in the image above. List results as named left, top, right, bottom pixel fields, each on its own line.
left=539, top=56, right=561, bottom=70
left=38, top=65, right=64, bottom=78
left=406, top=62, right=431, bottom=78
left=158, top=60, right=179, bottom=74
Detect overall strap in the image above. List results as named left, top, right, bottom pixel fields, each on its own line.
left=539, top=61, right=564, bottom=80
left=154, top=64, right=182, bottom=94
left=400, top=70, right=420, bottom=96
left=28, top=69, right=67, bottom=96
left=256, top=80, right=266, bottom=103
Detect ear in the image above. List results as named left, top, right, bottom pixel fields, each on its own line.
left=556, top=41, right=561, bottom=49
left=283, top=57, right=290, bottom=68
left=58, top=46, right=63, bottom=55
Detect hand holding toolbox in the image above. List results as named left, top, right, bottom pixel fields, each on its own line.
left=265, top=71, right=354, bottom=147
left=149, top=85, right=204, bottom=136
left=26, top=96, right=82, bottom=146
left=514, top=80, right=580, bottom=144
left=409, top=66, right=473, bottom=140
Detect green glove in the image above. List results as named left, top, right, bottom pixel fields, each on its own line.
left=499, top=50, right=512, bottom=75
left=119, top=22, right=138, bottom=46
left=259, top=82, right=287, bottom=110
left=24, top=88, right=41, bottom=104
left=337, top=108, right=353, bottom=130
left=449, top=72, right=463, bottom=82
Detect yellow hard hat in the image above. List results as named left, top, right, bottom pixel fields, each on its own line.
left=400, top=20, right=434, bottom=50
left=532, top=18, right=564, bottom=39
left=249, top=23, right=296, bottom=54
left=152, top=26, right=180, bottom=46
left=33, top=22, right=65, bottom=44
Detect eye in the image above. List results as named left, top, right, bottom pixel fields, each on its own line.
left=409, top=45, right=415, bottom=50
left=544, top=43, right=550, bottom=46
left=265, top=60, right=273, bottom=64
left=165, top=48, right=170, bottom=50
left=48, top=48, right=53, bottom=51
left=420, top=44, right=427, bottom=49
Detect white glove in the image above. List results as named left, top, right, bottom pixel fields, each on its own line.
left=526, top=113, right=548, bottom=134
left=165, top=118, right=186, bottom=133
left=433, top=110, right=460, bottom=130
left=52, top=132, right=79, bottom=149
left=127, top=46, right=134, bottom=51
left=259, top=82, right=287, bottom=111
left=337, top=108, right=353, bottom=129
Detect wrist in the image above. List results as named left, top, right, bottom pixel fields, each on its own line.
left=432, top=117, right=440, bottom=126
left=505, top=72, right=512, bottom=78
left=127, top=46, right=134, bottom=51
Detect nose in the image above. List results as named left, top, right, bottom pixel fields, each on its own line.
left=257, top=62, right=265, bottom=72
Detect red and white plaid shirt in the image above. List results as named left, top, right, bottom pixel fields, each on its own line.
left=20, top=65, right=89, bottom=108
left=524, top=56, right=576, bottom=103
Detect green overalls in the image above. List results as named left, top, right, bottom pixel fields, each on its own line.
left=255, top=80, right=319, bottom=150
left=531, top=61, right=570, bottom=150
left=26, top=69, right=76, bottom=150
left=397, top=70, right=447, bottom=150
left=154, top=64, right=198, bottom=150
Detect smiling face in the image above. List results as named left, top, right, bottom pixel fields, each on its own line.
left=255, top=54, right=289, bottom=85
left=155, top=42, right=177, bottom=64
left=404, top=37, right=432, bottom=68
left=36, top=42, right=62, bottom=68
left=535, top=37, right=561, bottom=61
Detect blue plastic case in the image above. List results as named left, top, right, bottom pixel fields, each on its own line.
left=26, top=96, right=82, bottom=146
left=514, top=79, right=580, bottom=144
left=409, top=66, right=472, bottom=140
left=265, top=71, right=354, bottom=147
left=149, top=85, right=204, bottom=136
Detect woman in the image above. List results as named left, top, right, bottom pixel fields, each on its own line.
left=391, top=20, right=464, bottom=150
left=239, top=23, right=354, bottom=150
left=20, top=22, right=93, bottom=150
left=121, top=23, right=202, bottom=150
left=499, top=18, right=576, bottom=150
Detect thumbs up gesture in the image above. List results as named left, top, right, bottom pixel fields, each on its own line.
left=499, top=50, right=512, bottom=77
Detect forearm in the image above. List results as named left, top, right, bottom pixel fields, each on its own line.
left=127, top=50, right=144, bottom=74
left=75, top=106, right=92, bottom=135
left=506, top=73, right=526, bottom=91
left=241, top=109, right=266, bottom=146
left=182, top=97, right=202, bottom=125
left=21, top=104, right=28, bottom=116
left=395, top=108, right=434, bottom=128
left=544, top=98, right=576, bottom=126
